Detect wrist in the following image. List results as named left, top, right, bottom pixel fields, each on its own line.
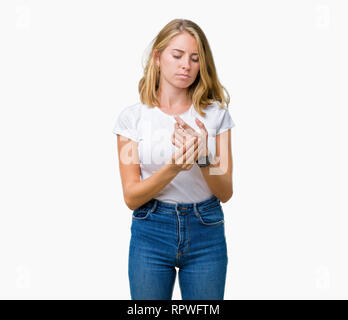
left=165, top=162, right=181, bottom=175
left=196, top=148, right=212, bottom=167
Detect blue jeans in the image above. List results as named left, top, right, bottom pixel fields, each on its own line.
left=128, top=195, right=228, bottom=300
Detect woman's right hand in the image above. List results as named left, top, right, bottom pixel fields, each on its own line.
left=166, top=134, right=199, bottom=172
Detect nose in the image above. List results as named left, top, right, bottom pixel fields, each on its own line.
left=181, top=57, right=191, bottom=70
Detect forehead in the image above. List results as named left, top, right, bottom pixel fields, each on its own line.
left=167, top=33, right=198, bottom=53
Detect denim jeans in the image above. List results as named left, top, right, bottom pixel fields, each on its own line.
left=128, top=195, right=228, bottom=300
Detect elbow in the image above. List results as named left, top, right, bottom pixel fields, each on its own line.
left=220, top=190, right=233, bottom=203
left=126, top=203, right=137, bottom=211
left=124, top=195, right=137, bottom=211
left=126, top=202, right=137, bottom=211
left=123, top=183, right=138, bottom=210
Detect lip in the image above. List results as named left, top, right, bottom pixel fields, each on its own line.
left=177, top=74, right=190, bottom=78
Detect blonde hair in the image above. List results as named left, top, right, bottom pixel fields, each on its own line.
left=138, top=19, right=230, bottom=117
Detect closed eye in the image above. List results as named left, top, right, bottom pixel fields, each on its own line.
left=173, top=55, right=199, bottom=63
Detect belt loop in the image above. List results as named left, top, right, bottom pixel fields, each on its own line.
left=212, top=195, right=220, bottom=204
left=150, top=199, right=158, bottom=212
left=193, top=203, right=199, bottom=217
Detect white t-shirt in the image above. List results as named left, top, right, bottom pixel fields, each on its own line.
left=113, top=101, right=235, bottom=204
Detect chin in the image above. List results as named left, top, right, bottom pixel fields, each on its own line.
left=176, top=85, right=190, bottom=89
left=173, top=81, right=192, bottom=89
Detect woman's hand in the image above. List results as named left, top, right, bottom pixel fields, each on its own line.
left=166, top=115, right=209, bottom=172
left=167, top=134, right=199, bottom=172
left=171, top=115, right=209, bottom=162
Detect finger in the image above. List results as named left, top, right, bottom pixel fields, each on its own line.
left=179, top=135, right=197, bottom=149
left=173, top=128, right=184, bottom=142
left=174, top=130, right=201, bottom=154
left=176, top=123, right=200, bottom=140
left=173, top=135, right=198, bottom=158
left=185, top=145, right=196, bottom=164
left=187, top=137, right=200, bottom=164
left=191, top=143, right=199, bottom=163
left=188, top=143, right=200, bottom=164
left=180, top=138, right=198, bottom=164
left=172, top=136, right=183, bottom=148
left=173, top=125, right=185, bottom=141
left=176, top=137, right=195, bottom=164
left=195, top=117, right=208, bottom=134
left=174, top=125, right=192, bottom=141
left=172, top=133, right=182, bottom=148
left=174, top=139, right=188, bottom=164
left=174, top=116, right=196, bottom=135
left=183, top=137, right=197, bottom=164
left=175, top=146, right=184, bottom=164
left=197, top=136, right=205, bottom=151
left=172, top=135, right=179, bottom=146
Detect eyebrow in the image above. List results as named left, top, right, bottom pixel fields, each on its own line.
left=172, top=49, right=198, bottom=56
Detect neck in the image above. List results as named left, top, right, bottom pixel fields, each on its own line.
left=157, top=84, right=191, bottom=110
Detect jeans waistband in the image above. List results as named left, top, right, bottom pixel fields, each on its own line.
left=142, top=195, right=221, bottom=213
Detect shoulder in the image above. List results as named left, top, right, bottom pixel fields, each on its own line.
left=115, top=102, right=145, bottom=129
left=113, top=102, right=143, bottom=141
left=118, top=102, right=142, bottom=119
left=199, top=101, right=234, bottom=135
left=202, top=101, right=229, bottom=115
left=201, top=101, right=231, bottom=122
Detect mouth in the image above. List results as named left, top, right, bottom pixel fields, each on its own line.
left=177, top=74, right=190, bottom=79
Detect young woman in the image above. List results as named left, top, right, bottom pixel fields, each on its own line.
left=113, top=19, right=235, bottom=300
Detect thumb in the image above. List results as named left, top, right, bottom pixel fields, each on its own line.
left=195, top=117, right=202, bottom=126
left=195, top=118, right=206, bottom=133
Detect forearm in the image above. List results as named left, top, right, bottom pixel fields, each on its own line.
left=199, top=156, right=233, bottom=203
left=125, top=164, right=180, bottom=210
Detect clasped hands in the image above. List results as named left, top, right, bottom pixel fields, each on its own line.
left=168, top=115, right=209, bottom=171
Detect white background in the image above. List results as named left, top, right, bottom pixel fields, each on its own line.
left=0, top=0, right=347, bottom=299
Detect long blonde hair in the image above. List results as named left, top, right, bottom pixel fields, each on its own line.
left=138, top=19, right=230, bottom=117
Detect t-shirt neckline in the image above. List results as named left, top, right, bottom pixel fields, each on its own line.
left=154, top=103, right=193, bottom=117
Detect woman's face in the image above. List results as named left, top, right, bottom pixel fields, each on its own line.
left=154, top=32, right=200, bottom=89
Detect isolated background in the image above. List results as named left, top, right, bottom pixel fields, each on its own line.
left=0, top=0, right=347, bottom=299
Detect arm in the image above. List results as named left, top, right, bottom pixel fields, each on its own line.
left=125, top=164, right=180, bottom=210
left=116, top=134, right=197, bottom=210
left=199, top=129, right=233, bottom=203
left=171, top=117, right=233, bottom=203
left=116, top=135, right=180, bottom=210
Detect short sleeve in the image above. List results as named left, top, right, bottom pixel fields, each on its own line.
left=112, top=107, right=139, bottom=142
left=216, top=107, right=235, bottom=135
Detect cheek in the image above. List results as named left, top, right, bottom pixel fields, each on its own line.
left=191, top=69, right=200, bottom=81
left=160, top=56, right=175, bottom=71
left=165, top=61, right=179, bottom=75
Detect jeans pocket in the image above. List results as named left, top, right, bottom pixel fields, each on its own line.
left=195, top=203, right=225, bottom=226
left=132, top=206, right=152, bottom=220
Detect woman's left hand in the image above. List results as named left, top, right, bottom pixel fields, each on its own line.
left=171, top=115, right=209, bottom=161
